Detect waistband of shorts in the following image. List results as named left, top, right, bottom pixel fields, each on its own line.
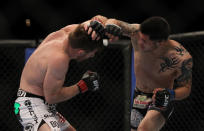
left=17, top=88, right=45, bottom=100
left=135, top=87, right=153, bottom=97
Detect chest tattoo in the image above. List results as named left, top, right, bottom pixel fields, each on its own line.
left=159, top=56, right=180, bottom=72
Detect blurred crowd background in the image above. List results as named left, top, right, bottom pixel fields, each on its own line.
left=0, top=0, right=204, bottom=40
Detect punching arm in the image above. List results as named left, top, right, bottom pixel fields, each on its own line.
left=105, top=19, right=140, bottom=37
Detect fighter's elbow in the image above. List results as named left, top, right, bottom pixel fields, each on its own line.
left=186, top=86, right=192, bottom=97
left=182, top=86, right=192, bottom=99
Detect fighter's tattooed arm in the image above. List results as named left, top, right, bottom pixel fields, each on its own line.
left=116, top=20, right=140, bottom=37
left=176, top=58, right=193, bottom=84
left=91, top=15, right=108, bottom=25
left=105, top=19, right=139, bottom=37
left=173, top=57, right=193, bottom=100
left=105, top=19, right=140, bottom=50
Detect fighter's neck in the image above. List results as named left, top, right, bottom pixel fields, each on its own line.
left=139, top=40, right=169, bottom=57
left=63, top=40, right=73, bottom=59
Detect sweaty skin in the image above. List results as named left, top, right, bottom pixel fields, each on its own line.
left=19, top=24, right=98, bottom=104
left=17, top=15, right=108, bottom=131
left=104, top=17, right=193, bottom=131
left=105, top=18, right=193, bottom=131
left=105, top=19, right=193, bottom=100
left=19, top=15, right=108, bottom=104
left=20, top=24, right=78, bottom=99
left=134, top=39, right=191, bottom=93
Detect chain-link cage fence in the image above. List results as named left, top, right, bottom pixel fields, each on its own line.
left=0, top=41, right=32, bottom=131
left=161, top=32, right=204, bottom=131
left=0, top=31, right=203, bottom=131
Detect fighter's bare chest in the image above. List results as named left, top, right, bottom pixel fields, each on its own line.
left=135, top=50, right=180, bottom=74
left=134, top=52, right=179, bottom=90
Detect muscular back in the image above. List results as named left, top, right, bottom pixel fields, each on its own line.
left=19, top=25, right=77, bottom=96
left=135, top=40, right=192, bottom=93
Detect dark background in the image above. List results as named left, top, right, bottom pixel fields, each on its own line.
left=0, top=1, right=204, bottom=131
left=0, top=0, right=204, bottom=39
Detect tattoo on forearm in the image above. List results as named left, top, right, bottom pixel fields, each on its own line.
left=159, top=56, right=180, bottom=72
left=118, top=21, right=138, bottom=36
left=177, top=58, right=193, bottom=83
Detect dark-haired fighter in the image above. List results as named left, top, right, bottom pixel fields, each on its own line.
left=103, top=16, right=193, bottom=131
left=14, top=15, right=108, bottom=131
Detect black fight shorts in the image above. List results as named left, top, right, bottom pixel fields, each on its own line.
left=130, top=89, right=174, bottom=129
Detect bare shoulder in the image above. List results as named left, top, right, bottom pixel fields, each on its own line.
left=61, top=24, right=78, bottom=33
left=168, top=40, right=192, bottom=58
left=41, top=25, right=78, bottom=45
left=159, top=40, right=193, bottom=74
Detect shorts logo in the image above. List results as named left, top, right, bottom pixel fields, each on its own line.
left=17, top=89, right=26, bottom=97
left=24, top=100, right=38, bottom=124
left=131, top=109, right=144, bottom=128
left=45, top=102, right=57, bottom=113
left=14, top=102, right=20, bottom=115
left=24, top=123, right=34, bottom=131
left=44, top=113, right=55, bottom=119
left=50, top=121, right=59, bottom=128
left=14, top=102, right=23, bottom=122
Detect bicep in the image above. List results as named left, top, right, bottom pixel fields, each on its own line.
left=119, top=22, right=139, bottom=37
left=175, top=56, right=193, bottom=88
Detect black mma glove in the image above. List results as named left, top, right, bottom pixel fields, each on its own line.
left=88, top=20, right=105, bottom=39
left=105, top=24, right=122, bottom=36
left=154, top=89, right=175, bottom=108
left=77, top=71, right=99, bottom=93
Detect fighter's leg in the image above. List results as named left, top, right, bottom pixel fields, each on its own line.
left=38, top=123, right=76, bottom=131
left=38, top=123, right=51, bottom=131
left=55, top=112, right=76, bottom=131
left=130, top=108, right=144, bottom=131
left=62, top=125, right=76, bottom=131
left=137, top=110, right=165, bottom=131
